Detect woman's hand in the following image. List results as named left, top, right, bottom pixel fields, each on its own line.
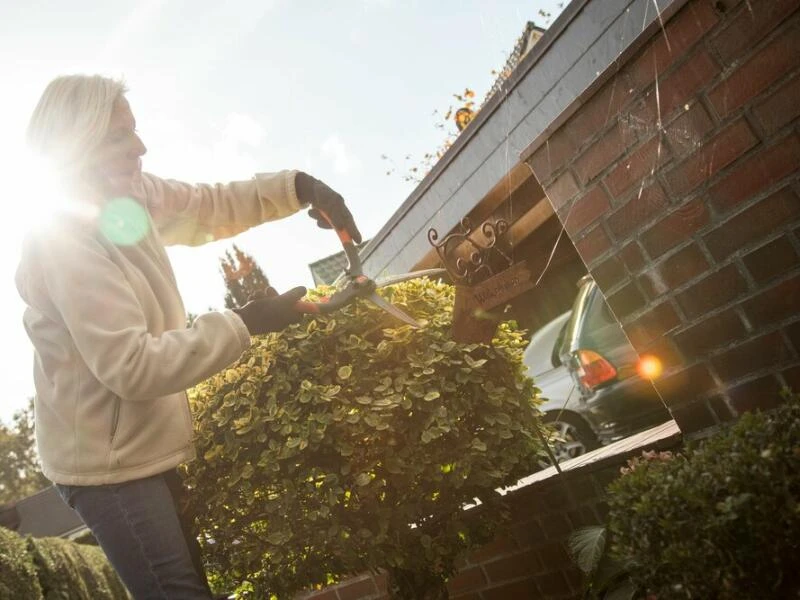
left=295, top=172, right=362, bottom=244
left=232, top=286, right=307, bottom=335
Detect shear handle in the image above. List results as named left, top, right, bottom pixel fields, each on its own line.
left=316, top=208, right=362, bottom=277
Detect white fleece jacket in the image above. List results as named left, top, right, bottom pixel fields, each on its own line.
left=15, top=170, right=304, bottom=485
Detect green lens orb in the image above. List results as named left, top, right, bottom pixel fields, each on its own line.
left=99, top=197, right=150, bottom=246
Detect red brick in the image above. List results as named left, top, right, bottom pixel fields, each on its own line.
left=783, top=365, right=800, bottom=391
left=743, top=273, right=800, bottom=326
left=709, top=132, right=800, bottom=214
left=575, top=225, right=612, bottom=266
left=481, top=578, right=539, bottom=600
left=624, top=301, right=682, bottom=348
left=673, top=309, right=747, bottom=360
left=528, top=128, right=579, bottom=185
left=337, top=576, right=379, bottom=600
left=591, top=255, right=626, bottom=291
left=534, top=540, right=570, bottom=567
left=483, top=550, right=540, bottom=583
left=447, top=593, right=481, bottom=600
left=753, top=73, right=800, bottom=135
left=573, top=122, right=636, bottom=186
left=626, top=1, right=720, bottom=89
left=664, top=119, right=758, bottom=197
left=743, top=235, right=800, bottom=284
left=711, top=331, right=793, bottom=382
left=565, top=476, right=600, bottom=504
left=562, top=185, right=610, bottom=236
left=543, top=485, right=572, bottom=511
left=676, top=264, right=748, bottom=318
left=540, top=513, right=573, bottom=539
left=787, top=320, right=800, bottom=353
left=446, top=566, right=487, bottom=596
left=468, top=536, right=518, bottom=563
left=547, top=172, right=581, bottom=214
left=708, top=21, right=800, bottom=118
left=663, top=102, right=716, bottom=157
left=640, top=197, right=711, bottom=258
left=605, top=135, right=671, bottom=198
left=728, top=375, right=784, bottom=414
left=656, top=362, right=718, bottom=404
left=708, top=395, right=737, bottom=422
left=658, top=49, right=721, bottom=119
left=711, top=0, right=800, bottom=65
left=566, top=506, right=601, bottom=529
left=606, top=183, right=669, bottom=241
left=619, top=241, right=647, bottom=274
left=302, top=589, right=338, bottom=600
left=534, top=571, right=572, bottom=596
left=657, top=242, right=710, bottom=289
left=606, top=281, right=647, bottom=320
left=564, top=70, right=638, bottom=149
left=705, top=187, right=800, bottom=260
left=508, top=517, right=546, bottom=550
left=669, top=400, right=719, bottom=432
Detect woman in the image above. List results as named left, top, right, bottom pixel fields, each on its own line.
left=15, top=74, right=362, bottom=599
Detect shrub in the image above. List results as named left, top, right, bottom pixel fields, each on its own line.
left=0, top=527, right=127, bottom=600
left=0, top=525, right=42, bottom=600
left=185, top=279, right=546, bottom=599
left=606, top=390, right=800, bottom=599
left=27, top=536, right=130, bottom=600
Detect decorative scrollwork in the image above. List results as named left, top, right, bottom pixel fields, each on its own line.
left=428, top=217, right=512, bottom=285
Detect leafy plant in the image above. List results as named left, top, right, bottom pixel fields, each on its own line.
left=184, top=278, right=547, bottom=599
left=605, top=390, right=800, bottom=599
left=0, top=398, right=50, bottom=505
left=569, top=524, right=638, bottom=600
left=0, top=526, right=128, bottom=600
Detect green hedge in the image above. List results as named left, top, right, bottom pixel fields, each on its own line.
left=0, top=525, right=41, bottom=600
left=607, top=390, right=800, bottom=599
left=0, top=526, right=128, bottom=600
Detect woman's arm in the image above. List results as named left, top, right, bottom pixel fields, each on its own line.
left=141, top=170, right=305, bottom=246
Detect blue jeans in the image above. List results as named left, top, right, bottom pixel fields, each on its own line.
left=56, top=469, right=214, bottom=600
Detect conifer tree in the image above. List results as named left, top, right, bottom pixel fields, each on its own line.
left=219, top=244, right=271, bottom=309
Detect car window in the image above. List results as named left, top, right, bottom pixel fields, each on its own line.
left=586, top=292, right=617, bottom=331
left=522, top=311, right=571, bottom=376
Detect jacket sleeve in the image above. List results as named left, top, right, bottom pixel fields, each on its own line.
left=26, top=229, right=251, bottom=402
left=140, top=170, right=306, bottom=246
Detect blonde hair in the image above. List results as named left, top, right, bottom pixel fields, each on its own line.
left=26, top=75, right=128, bottom=180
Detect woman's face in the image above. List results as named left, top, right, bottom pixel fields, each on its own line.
left=86, top=96, right=147, bottom=197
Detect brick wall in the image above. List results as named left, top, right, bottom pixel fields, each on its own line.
left=525, top=0, right=800, bottom=434
left=295, top=428, right=681, bottom=600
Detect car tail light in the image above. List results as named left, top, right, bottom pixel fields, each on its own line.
left=576, top=349, right=617, bottom=389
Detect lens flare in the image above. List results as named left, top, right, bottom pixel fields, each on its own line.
left=99, top=197, right=150, bottom=246
left=637, top=354, right=663, bottom=380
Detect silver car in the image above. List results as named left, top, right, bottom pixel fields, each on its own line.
left=523, top=276, right=672, bottom=462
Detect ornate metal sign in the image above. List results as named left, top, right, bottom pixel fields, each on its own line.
left=429, top=217, right=534, bottom=342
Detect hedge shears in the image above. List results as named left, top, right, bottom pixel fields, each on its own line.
left=294, top=210, right=445, bottom=328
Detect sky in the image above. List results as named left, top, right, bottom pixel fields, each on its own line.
left=0, top=0, right=566, bottom=424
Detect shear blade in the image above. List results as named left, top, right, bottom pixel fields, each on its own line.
left=366, top=292, right=421, bottom=328
left=374, top=268, right=447, bottom=288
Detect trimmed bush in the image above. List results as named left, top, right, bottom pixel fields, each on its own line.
left=0, top=526, right=128, bottom=600
left=27, top=536, right=129, bottom=600
left=185, top=279, right=546, bottom=599
left=0, top=525, right=42, bottom=600
left=607, top=391, right=800, bottom=599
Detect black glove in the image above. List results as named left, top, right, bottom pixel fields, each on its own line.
left=295, top=172, right=362, bottom=244
left=232, top=286, right=307, bottom=335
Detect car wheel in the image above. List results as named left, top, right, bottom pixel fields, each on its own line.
left=542, top=412, right=599, bottom=463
